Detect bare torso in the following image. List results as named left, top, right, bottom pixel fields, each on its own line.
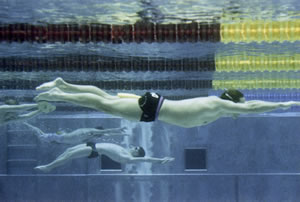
left=95, top=143, right=131, bottom=163
left=158, top=96, right=227, bottom=128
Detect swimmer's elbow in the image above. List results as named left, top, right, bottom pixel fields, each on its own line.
left=246, top=102, right=261, bottom=111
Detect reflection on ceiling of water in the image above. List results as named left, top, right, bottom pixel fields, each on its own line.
left=0, top=0, right=299, bottom=24
left=0, top=0, right=300, bottom=104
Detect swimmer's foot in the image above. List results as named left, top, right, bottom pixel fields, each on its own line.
left=36, top=77, right=67, bottom=91
left=34, top=165, right=51, bottom=173
left=34, top=87, right=64, bottom=102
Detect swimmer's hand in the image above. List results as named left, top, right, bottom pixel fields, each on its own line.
left=159, top=157, right=175, bottom=164
left=38, top=102, right=56, bottom=113
left=4, top=113, right=17, bottom=122
left=281, top=102, right=297, bottom=110
left=118, top=127, right=130, bottom=136
left=103, top=127, right=130, bottom=136
left=120, top=126, right=128, bottom=134
left=34, top=165, right=51, bottom=173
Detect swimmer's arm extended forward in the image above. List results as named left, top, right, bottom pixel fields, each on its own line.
left=127, top=156, right=174, bottom=164
left=99, top=127, right=128, bottom=136
left=13, top=102, right=56, bottom=123
left=88, top=127, right=128, bottom=137
left=23, top=122, right=45, bottom=136
left=0, top=103, right=38, bottom=112
left=222, top=100, right=300, bottom=114
left=14, top=110, right=43, bottom=123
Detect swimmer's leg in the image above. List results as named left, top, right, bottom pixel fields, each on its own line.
left=34, top=144, right=91, bottom=172
left=34, top=87, right=111, bottom=111
left=36, top=77, right=117, bottom=99
left=35, top=87, right=142, bottom=121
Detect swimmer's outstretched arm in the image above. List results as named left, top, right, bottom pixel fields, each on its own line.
left=3, top=110, right=42, bottom=125
left=96, top=127, right=128, bottom=136
left=222, top=100, right=300, bottom=114
left=126, top=156, right=175, bottom=164
left=23, top=122, right=45, bottom=136
left=13, top=110, right=43, bottom=123
left=12, top=102, right=56, bottom=124
left=0, top=103, right=38, bottom=112
left=77, top=127, right=128, bottom=141
left=0, top=101, right=55, bottom=113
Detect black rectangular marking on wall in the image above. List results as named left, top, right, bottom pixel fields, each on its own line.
left=100, top=155, right=122, bottom=171
left=185, top=148, right=207, bottom=171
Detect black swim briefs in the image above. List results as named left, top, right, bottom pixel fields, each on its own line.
left=138, top=92, right=165, bottom=122
left=86, top=142, right=99, bottom=158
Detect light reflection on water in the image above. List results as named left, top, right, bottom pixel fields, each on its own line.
left=0, top=0, right=299, bottom=58
left=0, top=0, right=299, bottom=24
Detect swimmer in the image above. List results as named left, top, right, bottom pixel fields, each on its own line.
left=34, top=142, right=174, bottom=172
left=24, top=122, right=128, bottom=144
left=34, top=77, right=300, bottom=128
left=0, top=99, right=55, bottom=126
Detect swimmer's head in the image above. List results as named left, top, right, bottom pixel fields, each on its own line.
left=95, top=126, right=104, bottom=130
left=56, top=131, right=63, bottom=135
left=130, top=146, right=146, bottom=157
left=220, top=89, right=245, bottom=103
left=4, top=98, right=19, bottom=105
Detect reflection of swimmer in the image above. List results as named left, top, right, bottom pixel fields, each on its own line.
left=0, top=100, right=55, bottom=126
left=34, top=142, right=174, bottom=172
left=24, top=122, right=128, bottom=145
left=35, top=77, right=300, bottom=128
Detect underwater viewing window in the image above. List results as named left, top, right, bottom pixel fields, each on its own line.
left=184, top=148, right=207, bottom=171
left=100, top=155, right=122, bottom=171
